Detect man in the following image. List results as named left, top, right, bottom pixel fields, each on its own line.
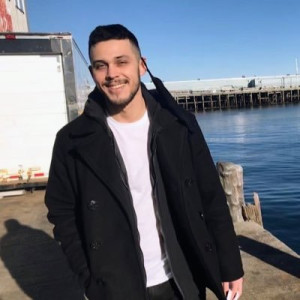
left=45, top=24, right=243, bottom=300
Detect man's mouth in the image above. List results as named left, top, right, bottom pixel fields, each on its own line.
left=104, top=80, right=128, bottom=90
left=108, top=83, right=126, bottom=89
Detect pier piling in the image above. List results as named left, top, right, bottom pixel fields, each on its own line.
left=172, top=87, right=300, bottom=112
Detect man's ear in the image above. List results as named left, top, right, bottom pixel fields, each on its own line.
left=139, top=57, right=147, bottom=76
left=89, top=65, right=93, bottom=77
left=89, top=65, right=97, bottom=83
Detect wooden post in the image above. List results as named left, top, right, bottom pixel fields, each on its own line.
left=185, top=96, right=188, bottom=111
left=242, top=192, right=263, bottom=227
left=193, top=96, right=197, bottom=113
left=217, top=162, right=264, bottom=227
left=216, top=162, right=246, bottom=223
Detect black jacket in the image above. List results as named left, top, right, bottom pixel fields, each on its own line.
left=45, top=86, right=244, bottom=300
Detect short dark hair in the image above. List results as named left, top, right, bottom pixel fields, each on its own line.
left=88, top=24, right=141, bottom=57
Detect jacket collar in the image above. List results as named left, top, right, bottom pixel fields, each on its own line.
left=83, top=87, right=107, bottom=126
left=70, top=84, right=179, bottom=138
left=142, top=84, right=178, bottom=134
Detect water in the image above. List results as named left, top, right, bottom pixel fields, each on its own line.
left=196, top=104, right=300, bottom=254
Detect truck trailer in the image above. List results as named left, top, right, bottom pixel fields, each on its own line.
left=0, top=33, right=94, bottom=191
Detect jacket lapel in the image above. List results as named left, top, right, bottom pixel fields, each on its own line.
left=69, top=93, right=137, bottom=229
left=77, top=131, right=125, bottom=191
left=74, top=129, right=138, bottom=229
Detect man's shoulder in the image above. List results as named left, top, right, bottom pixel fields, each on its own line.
left=56, top=114, right=85, bottom=136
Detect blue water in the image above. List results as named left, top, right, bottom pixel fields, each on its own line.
left=196, top=104, right=300, bottom=254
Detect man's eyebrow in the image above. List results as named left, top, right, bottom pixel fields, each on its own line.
left=115, top=55, right=130, bottom=59
left=92, top=59, right=106, bottom=65
left=92, top=55, right=130, bottom=64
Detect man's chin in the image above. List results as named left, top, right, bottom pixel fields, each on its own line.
left=107, top=96, right=131, bottom=106
left=97, top=83, right=140, bottom=111
left=100, top=89, right=129, bottom=105
left=104, top=95, right=134, bottom=113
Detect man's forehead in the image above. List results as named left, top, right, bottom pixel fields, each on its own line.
left=90, top=39, right=139, bottom=60
left=91, top=39, right=134, bottom=53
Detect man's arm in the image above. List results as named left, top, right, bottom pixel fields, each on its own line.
left=189, top=115, right=244, bottom=282
left=45, top=132, right=90, bottom=288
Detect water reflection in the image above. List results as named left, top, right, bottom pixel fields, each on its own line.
left=196, top=104, right=300, bottom=254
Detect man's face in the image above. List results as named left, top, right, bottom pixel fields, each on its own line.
left=89, top=39, right=146, bottom=107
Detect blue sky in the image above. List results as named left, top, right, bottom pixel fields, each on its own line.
left=26, top=0, right=300, bottom=82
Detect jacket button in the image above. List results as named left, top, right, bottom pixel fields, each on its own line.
left=90, top=241, right=101, bottom=250
left=185, top=178, right=193, bottom=187
left=87, top=199, right=98, bottom=211
left=199, top=212, right=205, bottom=220
left=205, top=242, right=213, bottom=252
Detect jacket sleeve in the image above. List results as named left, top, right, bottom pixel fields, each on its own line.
left=189, top=115, right=244, bottom=282
left=45, top=132, right=90, bottom=288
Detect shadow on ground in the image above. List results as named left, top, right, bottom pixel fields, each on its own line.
left=238, top=235, right=300, bottom=278
left=0, top=219, right=84, bottom=300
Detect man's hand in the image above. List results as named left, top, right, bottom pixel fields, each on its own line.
left=222, top=277, right=243, bottom=300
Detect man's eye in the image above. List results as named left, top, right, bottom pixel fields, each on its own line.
left=94, top=64, right=106, bottom=70
left=118, top=60, right=127, bottom=65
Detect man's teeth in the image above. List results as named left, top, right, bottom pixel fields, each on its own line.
left=109, top=83, right=125, bottom=89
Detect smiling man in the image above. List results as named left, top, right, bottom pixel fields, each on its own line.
left=45, top=24, right=244, bottom=300
left=89, top=38, right=146, bottom=122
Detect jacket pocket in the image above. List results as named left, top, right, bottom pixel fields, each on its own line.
left=86, top=277, right=106, bottom=300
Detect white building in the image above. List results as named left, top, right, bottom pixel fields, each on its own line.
left=0, top=0, right=29, bottom=32
left=145, top=74, right=300, bottom=93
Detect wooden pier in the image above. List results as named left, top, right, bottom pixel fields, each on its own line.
left=172, top=87, right=300, bottom=112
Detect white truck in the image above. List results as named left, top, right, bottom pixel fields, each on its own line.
left=0, top=33, right=94, bottom=191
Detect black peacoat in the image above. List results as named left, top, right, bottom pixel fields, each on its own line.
left=45, top=86, right=244, bottom=300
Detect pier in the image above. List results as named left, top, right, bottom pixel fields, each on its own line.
left=146, top=74, right=300, bottom=112
left=172, top=86, right=300, bottom=112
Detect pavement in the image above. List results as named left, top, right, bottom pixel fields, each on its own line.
left=0, top=190, right=299, bottom=300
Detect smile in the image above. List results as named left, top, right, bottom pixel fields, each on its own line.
left=108, top=83, right=126, bottom=89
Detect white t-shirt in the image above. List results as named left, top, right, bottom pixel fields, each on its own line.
left=107, top=111, right=171, bottom=287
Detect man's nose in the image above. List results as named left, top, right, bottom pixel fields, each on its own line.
left=105, top=65, right=118, bottom=80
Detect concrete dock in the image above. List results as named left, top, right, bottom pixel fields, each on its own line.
left=0, top=190, right=299, bottom=299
